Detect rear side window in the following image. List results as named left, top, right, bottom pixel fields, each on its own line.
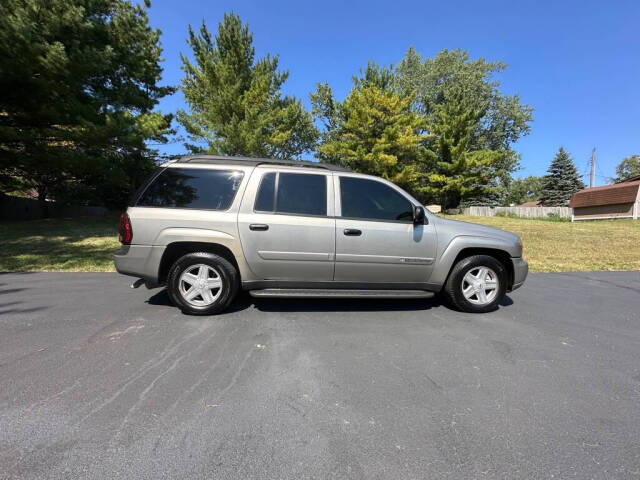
left=136, top=168, right=243, bottom=210
left=254, top=171, right=327, bottom=216
left=277, top=173, right=327, bottom=216
left=129, top=168, right=162, bottom=206
left=340, top=176, right=413, bottom=222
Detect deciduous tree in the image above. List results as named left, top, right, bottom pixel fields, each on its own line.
left=396, top=48, right=533, bottom=207
left=503, top=175, right=543, bottom=205
left=312, top=49, right=533, bottom=208
left=613, top=154, right=640, bottom=183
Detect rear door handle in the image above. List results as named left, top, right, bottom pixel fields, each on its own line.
left=343, top=228, right=362, bottom=236
left=249, top=224, right=269, bottom=231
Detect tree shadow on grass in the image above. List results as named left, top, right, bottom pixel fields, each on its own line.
left=1, top=217, right=118, bottom=272
left=0, top=237, right=117, bottom=271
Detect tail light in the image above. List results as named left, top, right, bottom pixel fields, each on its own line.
left=118, top=213, right=133, bottom=244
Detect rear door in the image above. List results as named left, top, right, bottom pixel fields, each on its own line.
left=238, top=168, right=335, bottom=281
left=333, top=175, right=437, bottom=284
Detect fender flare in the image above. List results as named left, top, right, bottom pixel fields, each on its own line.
left=154, top=227, right=236, bottom=247
left=429, top=235, right=517, bottom=286
left=149, top=228, right=250, bottom=281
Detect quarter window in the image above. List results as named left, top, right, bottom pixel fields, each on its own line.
left=340, top=176, right=413, bottom=222
left=254, top=172, right=276, bottom=212
left=136, top=168, right=243, bottom=210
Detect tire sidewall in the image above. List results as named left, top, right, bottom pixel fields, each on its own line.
left=167, top=252, right=238, bottom=315
left=448, top=255, right=507, bottom=313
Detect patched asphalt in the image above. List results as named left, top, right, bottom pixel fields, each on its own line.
left=1, top=271, right=639, bottom=479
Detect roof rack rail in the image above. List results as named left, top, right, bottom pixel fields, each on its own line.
left=175, top=155, right=350, bottom=172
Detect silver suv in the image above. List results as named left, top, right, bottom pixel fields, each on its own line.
left=114, top=156, right=528, bottom=315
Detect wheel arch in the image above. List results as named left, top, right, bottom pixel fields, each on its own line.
left=446, top=248, right=514, bottom=289
left=431, top=236, right=515, bottom=290
left=158, top=241, right=241, bottom=284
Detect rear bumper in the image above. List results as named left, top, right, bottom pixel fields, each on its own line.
left=509, top=257, right=529, bottom=291
left=113, top=245, right=164, bottom=285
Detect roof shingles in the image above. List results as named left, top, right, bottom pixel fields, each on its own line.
left=569, top=181, right=640, bottom=208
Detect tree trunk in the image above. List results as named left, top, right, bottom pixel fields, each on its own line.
left=443, top=192, right=461, bottom=211
left=37, top=186, right=50, bottom=218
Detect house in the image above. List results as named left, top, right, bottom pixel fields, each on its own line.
left=569, top=175, right=640, bottom=221
left=518, top=200, right=541, bottom=207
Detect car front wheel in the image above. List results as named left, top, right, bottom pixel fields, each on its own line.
left=167, top=252, right=239, bottom=315
left=443, top=255, right=507, bottom=313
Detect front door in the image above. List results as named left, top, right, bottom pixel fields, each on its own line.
left=238, top=169, right=335, bottom=281
left=333, top=175, right=437, bottom=284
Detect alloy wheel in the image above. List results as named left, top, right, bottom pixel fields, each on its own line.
left=178, top=264, right=224, bottom=307
left=461, top=266, right=499, bottom=306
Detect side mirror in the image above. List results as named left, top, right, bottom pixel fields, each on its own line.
left=413, top=205, right=426, bottom=224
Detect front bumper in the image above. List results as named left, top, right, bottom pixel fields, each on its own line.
left=509, top=257, right=529, bottom=291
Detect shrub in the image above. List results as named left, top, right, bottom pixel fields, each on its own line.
left=545, top=212, right=570, bottom=222
left=494, top=211, right=520, bottom=218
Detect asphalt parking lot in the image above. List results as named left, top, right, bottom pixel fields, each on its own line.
left=1, top=271, right=639, bottom=479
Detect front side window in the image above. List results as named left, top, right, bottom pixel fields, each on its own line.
left=136, top=168, right=243, bottom=210
left=254, top=171, right=327, bottom=216
left=340, top=176, right=413, bottom=222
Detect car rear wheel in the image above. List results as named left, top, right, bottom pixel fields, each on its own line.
left=167, top=252, right=239, bottom=315
left=442, top=255, right=507, bottom=313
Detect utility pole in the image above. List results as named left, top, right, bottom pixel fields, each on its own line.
left=590, top=148, right=595, bottom=188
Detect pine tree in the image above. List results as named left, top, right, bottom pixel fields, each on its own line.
left=0, top=0, right=174, bottom=211
left=539, top=147, right=585, bottom=206
left=177, top=13, right=317, bottom=159
left=313, top=50, right=533, bottom=208
left=311, top=82, right=430, bottom=193
left=419, top=89, right=506, bottom=209
left=395, top=48, right=533, bottom=207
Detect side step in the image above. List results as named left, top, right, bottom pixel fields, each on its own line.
left=249, top=288, right=435, bottom=299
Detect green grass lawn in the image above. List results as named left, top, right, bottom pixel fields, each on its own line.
left=0, top=216, right=120, bottom=272
left=448, top=215, right=640, bottom=273
left=1, top=215, right=639, bottom=273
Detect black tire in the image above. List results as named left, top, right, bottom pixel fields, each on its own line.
left=442, top=255, right=507, bottom=313
left=166, top=252, right=239, bottom=315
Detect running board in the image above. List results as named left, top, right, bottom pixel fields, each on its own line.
left=249, top=288, right=435, bottom=299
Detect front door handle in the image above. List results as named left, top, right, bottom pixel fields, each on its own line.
left=343, top=228, right=362, bottom=236
left=249, top=224, right=269, bottom=231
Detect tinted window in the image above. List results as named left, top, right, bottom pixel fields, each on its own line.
left=254, top=172, right=276, bottom=212
left=130, top=168, right=162, bottom=206
left=137, top=168, right=243, bottom=210
left=276, top=173, right=327, bottom=216
left=340, top=176, right=413, bottom=222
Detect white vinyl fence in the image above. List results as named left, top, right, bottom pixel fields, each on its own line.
left=462, top=206, right=572, bottom=219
